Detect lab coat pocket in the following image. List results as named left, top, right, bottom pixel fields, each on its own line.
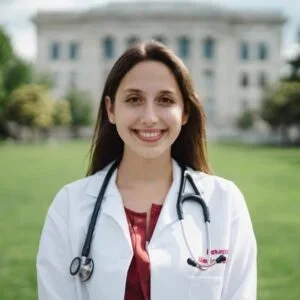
left=189, top=276, right=222, bottom=300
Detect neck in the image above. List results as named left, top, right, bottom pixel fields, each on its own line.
left=117, top=151, right=173, bottom=187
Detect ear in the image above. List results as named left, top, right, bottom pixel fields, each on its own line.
left=182, top=112, right=189, bottom=125
left=105, top=96, right=115, bottom=124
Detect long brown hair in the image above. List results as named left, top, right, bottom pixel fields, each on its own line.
left=87, top=41, right=211, bottom=175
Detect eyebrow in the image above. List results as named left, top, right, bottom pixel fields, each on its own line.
left=124, top=88, right=177, bottom=96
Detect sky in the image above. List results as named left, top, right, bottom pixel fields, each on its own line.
left=0, top=0, right=299, bottom=61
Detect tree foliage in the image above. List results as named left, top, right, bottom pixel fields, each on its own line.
left=65, top=90, right=93, bottom=127
left=236, top=109, right=255, bottom=130
left=0, top=27, right=33, bottom=138
left=0, top=27, right=14, bottom=67
left=0, top=28, right=32, bottom=97
left=52, top=100, right=72, bottom=126
left=261, top=82, right=300, bottom=129
left=3, top=58, right=32, bottom=93
left=7, top=84, right=54, bottom=129
left=259, top=28, right=300, bottom=145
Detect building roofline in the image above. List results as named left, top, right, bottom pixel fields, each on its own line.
left=32, top=1, right=287, bottom=26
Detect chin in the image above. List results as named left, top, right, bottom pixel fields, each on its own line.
left=135, top=148, right=169, bottom=160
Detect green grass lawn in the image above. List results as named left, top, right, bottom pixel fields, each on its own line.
left=0, top=140, right=299, bottom=299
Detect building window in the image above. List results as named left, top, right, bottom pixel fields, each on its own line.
left=69, top=42, right=79, bottom=60
left=240, top=42, right=249, bottom=60
left=203, top=37, right=215, bottom=60
left=69, top=71, right=77, bottom=89
left=203, top=69, right=215, bottom=90
left=103, top=36, right=115, bottom=59
left=153, top=35, right=167, bottom=45
left=178, top=36, right=190, bottom=59
left=258, top=71, right=268, bottom=88
left=127, top=36, right=140, bottom=48
left=258, top=42, right=268, bottom=60
left=240, top=72, right=249, bottom=87
left=50, top=42, right=60, bottom=60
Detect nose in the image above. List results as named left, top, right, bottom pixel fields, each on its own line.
left=140, top=102, right=158, bottom=126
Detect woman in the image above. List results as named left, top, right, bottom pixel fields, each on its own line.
left=37, top=41, right=257, bottom=300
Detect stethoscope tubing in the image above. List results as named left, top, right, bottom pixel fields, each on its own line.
left=177, top=164, right=212, bottom=270
left=81, top=160, right=120, bottom=257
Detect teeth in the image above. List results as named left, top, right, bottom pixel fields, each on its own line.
left=138, top=131, right=161, bottom=138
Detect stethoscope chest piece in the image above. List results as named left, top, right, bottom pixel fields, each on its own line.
left=70, top=256, right=94, bottom=282
left=70, top=257, right=81, bottom=275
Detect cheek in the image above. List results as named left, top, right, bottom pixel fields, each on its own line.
left=162, top=107, right=185, bottom=125
left=114, top=106, right=136, bottom=125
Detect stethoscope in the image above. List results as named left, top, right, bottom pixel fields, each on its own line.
left=70, top=160, right=226, bottom=282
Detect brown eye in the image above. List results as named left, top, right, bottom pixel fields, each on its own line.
left=159, top=97, right=174, bottom=104
left=126, top=97, right=141, bottom=103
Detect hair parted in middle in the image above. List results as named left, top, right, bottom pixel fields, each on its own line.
left=87, top=41, right=211, bottom=176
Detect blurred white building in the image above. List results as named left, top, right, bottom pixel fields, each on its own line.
left=33, top=1, right=286, bottom=128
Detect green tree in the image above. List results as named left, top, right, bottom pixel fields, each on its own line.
left=65, top=90, right=93, bottom=138
left=0, top=26, right=33, bottom=138
left=261, top=82, right=300, bottom=142
left=3, top=58, right=32, bottom=93
left=0, top=26, right=14, bottom=67
left=260, top=28, right=300, bottom=144
left=236, top=109, right=255, bottom=131
left=288, top=55, right=300, bottom=82
left=0, top=27, right=15, bottom=137
left=52, top=100, right=72, bottom=126
left=7, top=84, right=54, bottom=131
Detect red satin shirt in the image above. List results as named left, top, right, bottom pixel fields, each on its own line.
left=124, top=204, right=163, bottom=300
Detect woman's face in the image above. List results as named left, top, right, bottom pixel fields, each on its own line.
left=106, top=60, right=188, bottom=160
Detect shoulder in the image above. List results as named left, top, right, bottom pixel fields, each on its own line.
left=188, top=168, right=236, bottom=195
left=47, top=164, right=112, bottom=221
left=54, top=162, right=114, bottom=201
left=188, top=168, right=248, bottom=218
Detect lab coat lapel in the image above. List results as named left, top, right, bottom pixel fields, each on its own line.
left=101, top=169, right=132, bottom=248
left=151, top=160, right=181, bottom=242
left=84, top=164, right=132, bottom=250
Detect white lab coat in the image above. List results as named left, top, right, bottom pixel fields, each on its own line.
left=37, top=159, right=257, bottom=300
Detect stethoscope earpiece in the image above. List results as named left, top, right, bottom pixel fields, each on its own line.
left=216, top=255, right=226, bottom=264
left=187, top=258, right=197, bottom=267
left=187, top=255, right=227, bottom=270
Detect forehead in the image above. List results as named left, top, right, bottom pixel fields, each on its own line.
left=116, top=61, right=181, bottom=94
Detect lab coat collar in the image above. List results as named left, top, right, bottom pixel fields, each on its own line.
left=150, top=159, right=181, bottom=241
left=85, top=161, right=115, bottom=198
left=84, top=159, right=183, bottom=199
left=85, top=162, right=132, bottom=249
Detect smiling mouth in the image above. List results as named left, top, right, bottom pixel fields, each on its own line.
left=132, top=129, right=167, bottom=142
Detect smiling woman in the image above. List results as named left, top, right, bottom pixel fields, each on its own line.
left=89, top=41, right=209, bottom=174
left=36, top=41, right=257, bottom=300
left=105, top=60, right=189, bottom=160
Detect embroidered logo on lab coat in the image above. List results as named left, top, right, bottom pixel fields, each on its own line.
left=198, top=249, right=229, bottom=264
